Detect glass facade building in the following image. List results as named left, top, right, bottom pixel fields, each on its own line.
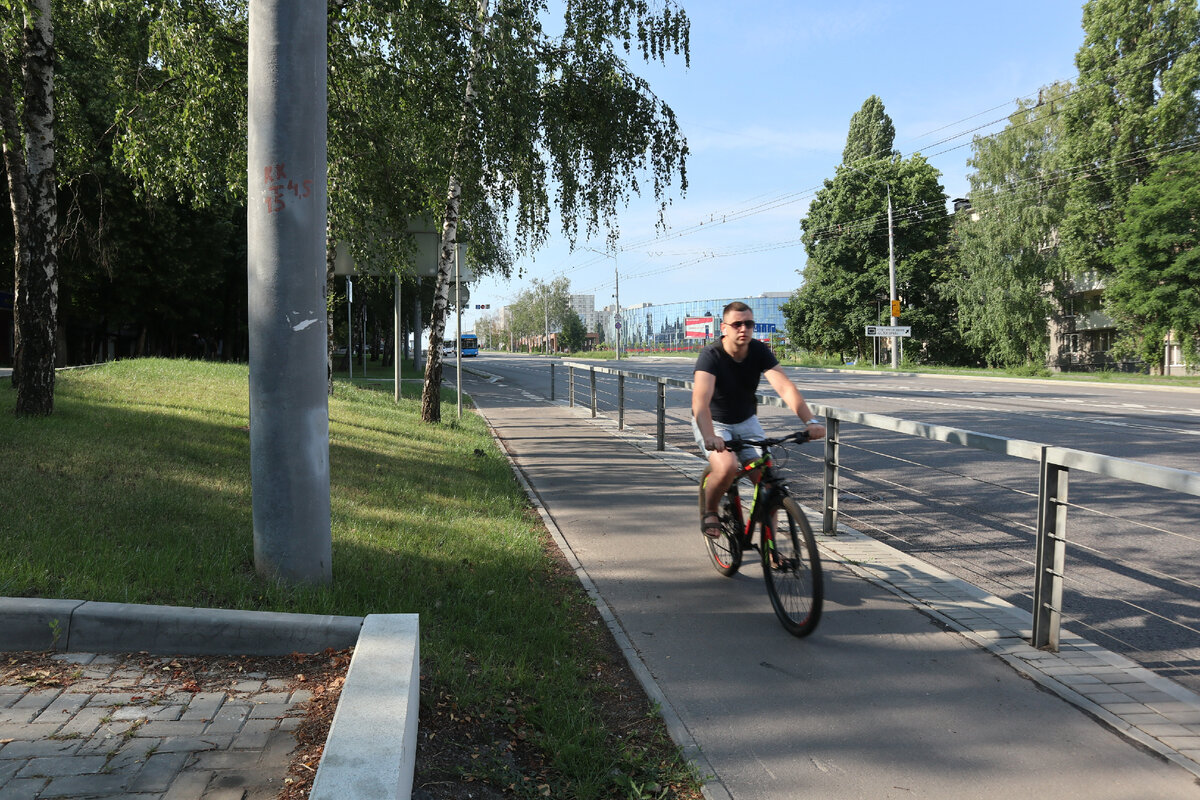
left=598, top=292, right=793, bottom=350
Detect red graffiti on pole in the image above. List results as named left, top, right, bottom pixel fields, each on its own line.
left=262, top=163, right=313, bottom=214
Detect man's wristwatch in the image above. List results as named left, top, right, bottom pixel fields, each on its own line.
left=805, top=418, right=820, bottom=426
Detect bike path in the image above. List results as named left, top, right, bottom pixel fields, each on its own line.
left=464, top=370, right=1200, bottom=800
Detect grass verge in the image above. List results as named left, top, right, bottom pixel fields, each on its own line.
left=0, top=358, right=700, bottom=799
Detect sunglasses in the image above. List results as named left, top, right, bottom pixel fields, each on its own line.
left=723, top=320, right=755, bottom=330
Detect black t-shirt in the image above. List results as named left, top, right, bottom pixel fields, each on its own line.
left=695, top=337, right=779, bottom=424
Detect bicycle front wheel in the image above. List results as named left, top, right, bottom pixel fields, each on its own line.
left=699, top=465, right=743, bottom=576
left=761, top=496, right=823, bottom=637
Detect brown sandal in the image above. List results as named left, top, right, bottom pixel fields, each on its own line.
left=701, top=512, right=722, bottom=539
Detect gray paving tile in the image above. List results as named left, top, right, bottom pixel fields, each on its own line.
left=100, top=737, right=162, bottom=776
left=0, top=778, right=49, bottom=800
left=31, top=692, right=89, bottom=723
left=40, top=773, right=128, bottom=797
left=0, top=737, right=82, bottom=759
left=191, top=748, right=262, bottom=771
left=161, top=768, right=213, bottom=800
left=15, top=754, right=109, bottom=778
left=135, top=720, right=209, bottom=738
left=180, top=692, right=225, bottom=722
left=127, top=751, right=191, bottom=793
left=0, top=759, right=24, bottom=783
left=156, top=734, right=229, bottom=753
left=230, top=718, right=279, bottom=750
left=204, top=703, right=249, bottom=734
left=9, top=690, right=60, bottom=715
left=247, top=703, right=289, bottom=720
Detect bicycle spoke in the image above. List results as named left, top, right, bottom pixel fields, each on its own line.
left=762, top=497, right=823, bottom=637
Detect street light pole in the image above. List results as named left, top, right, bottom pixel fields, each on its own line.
left=886, top=184, right=898, bottom=369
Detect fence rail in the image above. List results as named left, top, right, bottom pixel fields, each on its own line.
left=555, top=360, right=1200, bottom=653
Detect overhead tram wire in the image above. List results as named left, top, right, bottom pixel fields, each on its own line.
left=612, top=131, right=1200, bottom=286
left=610, top=53, right=1184, bottom=259
left=541, top=56, right=1191, bottom=295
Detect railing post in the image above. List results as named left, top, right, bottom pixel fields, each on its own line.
left=656, top=379, right=666, bottom=450
left=589, top=367, right=597, bottom=418
left=618, top=373, right=625, bottom=430
left=822, top=417, right=840, bottom=536
left=1032, top=447, right=1069, bottom=651
left=568, top=366, right=575, bottom=407
left=549, top=362, right=555, bottom=401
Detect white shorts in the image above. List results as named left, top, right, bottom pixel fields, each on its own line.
left=692, top=415, right=766, bottom=461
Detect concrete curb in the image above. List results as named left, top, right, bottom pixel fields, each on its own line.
left=0, top=596, right=363, bottom=656
left=310, top=614, right=420, bottom=800
left=1, top=599, right=421, bottom=799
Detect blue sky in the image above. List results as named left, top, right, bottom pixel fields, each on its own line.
left=459, top=1, right=1089, bottom=333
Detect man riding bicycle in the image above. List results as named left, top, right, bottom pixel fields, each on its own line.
left=691, top=301, right=825, bottom=539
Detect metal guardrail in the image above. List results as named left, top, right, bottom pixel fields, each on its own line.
left=554, top=360, right=1200, bottom=652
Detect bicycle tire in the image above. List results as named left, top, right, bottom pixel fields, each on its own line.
left=761, top=496, right=823, bottom=637
left=699, top=465, right=743, bottom=576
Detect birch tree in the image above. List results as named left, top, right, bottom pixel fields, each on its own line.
left=418, top=0, right=690, bottom=421
left=1, top=0, right=56, bottom=416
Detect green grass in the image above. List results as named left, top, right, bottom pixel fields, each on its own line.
left=0, top=358, right=697, bottom=798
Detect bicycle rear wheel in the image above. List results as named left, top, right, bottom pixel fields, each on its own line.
left=699, top=465, right=743, bottom=576
left=761, top=496, right=823, bottom=637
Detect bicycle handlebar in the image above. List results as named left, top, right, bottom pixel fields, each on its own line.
left=716, top=430, right=812, bottom=451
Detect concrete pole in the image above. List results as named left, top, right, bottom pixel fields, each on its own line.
left=455, top=245, right=463, bottom=419
left=414, top=280, right=423, bottom=373
left=393, top=275, right=401, bottom=402
left=246, top=0, right=331, bottom=584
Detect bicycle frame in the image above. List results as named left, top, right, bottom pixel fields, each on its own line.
left=728, top=447, right=788, bottom=546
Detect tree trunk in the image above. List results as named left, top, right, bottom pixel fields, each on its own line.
left=0, top=40, right=29, bottom=391
left=420, top=0, right=488, bottom=423
left=5, top=1, right=56, bottom=415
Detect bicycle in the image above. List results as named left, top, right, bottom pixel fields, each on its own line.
left=698, top=430, right=824, bottom=637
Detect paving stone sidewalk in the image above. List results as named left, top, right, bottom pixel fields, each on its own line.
left=0, top=652, right=309, bottom=800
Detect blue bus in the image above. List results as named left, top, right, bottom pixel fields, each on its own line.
left=445, top=334, right=479, bottom=357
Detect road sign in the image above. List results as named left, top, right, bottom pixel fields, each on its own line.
left=891, top=300, right=901, bottom=317
left=866, top=325, right=912, bottom=337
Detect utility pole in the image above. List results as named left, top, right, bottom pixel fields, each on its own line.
left=585, top=247, right=620, bottom=360
left=887, top=185, right=898, bottom=369
left=246, top=0, right=331, bottom=584
left=614, top=257, right=621, bottom=361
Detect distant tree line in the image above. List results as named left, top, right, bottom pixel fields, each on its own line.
left=784, top=0, right=1199, bottom=373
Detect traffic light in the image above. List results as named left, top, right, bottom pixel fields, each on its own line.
left=474, top=304, right=490, bottom=309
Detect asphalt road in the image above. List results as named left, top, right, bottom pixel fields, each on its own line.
left=472, top=353, right=1200, bottom=693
